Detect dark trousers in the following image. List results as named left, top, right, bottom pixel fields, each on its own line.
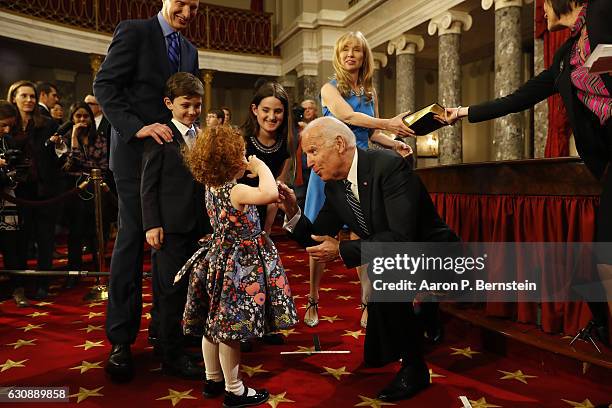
left=151, top=232, right=197, bottom=360
left=66, top=196, right=97, bottom=271
left=0, top=229, right=26, bottom=289
left=106, top=175, right=144, bottom=345
left=18, top=191, right=57, bottom=290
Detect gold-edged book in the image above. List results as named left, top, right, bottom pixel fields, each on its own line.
left=402, top=103, right=446, bottom=136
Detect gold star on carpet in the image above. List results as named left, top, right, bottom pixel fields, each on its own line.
left=143, top=302, right=152, bottom=308
left=332, top=274, right=346, bottom=278
left=350, top=280, right=360, bottom=285
left=79, top=325, right=103, bottom=333
left=292, top=294, right=303, bottom=300
left=142, top=312, right=151, bottom=320
left=294, top=346, right=315, bottom=354
left=0, top=358, right=27, bottom=372
left=300, top=303, right=322, bottom=310
left=277, top=329, right=300, bottom=337
left=267, top=392, right=295, bottom=408
left=429, top=368, right=445, bottom=381
left=82, top=312, right=104, bottom=319
left=285, top=255, right=295, bottom=259
left=19, top=323, right=44, bottom=332
left=561, top=399, right=595, bottom=408
left=320, top=315, right=342, bottom=323
left=150, top=365, right=162, bottom=372
left=6, top=339, right=37, bottom=349
left=321, top=366, right=352, bottom=380
left=292, top=273, right=303, bottom=278
left=354, top=395, right=396, bottom=407
left=468, top=397, right=501, bottom=408
left=69, top=386, right=103, bottom=403
left=36, top=301, right=54, bottom=306
left=143, top=293, right=152, bottom=298
left=343, top=330, right=364, bottom=339
left=156, top=389, right=197, bottom=406
left=336, top=295, right=354, bottom=301
left=319, top=287, right=336, bottom=292
left=240, top=364, right=269, bottom=378
left=302, top=280, right=310, bottom=284
left=498, top=369, right=537, bottom=384
left=70, top=360, right=103, bottom=374
left=450, top=347, right=480, bottom=359
left=88, top=302, right=104, bottom=307
left=295, top=259, right=305, bottom=263
left=75, top=340, right=104, bottom=350
left=27, top=311, right=49, bottom=317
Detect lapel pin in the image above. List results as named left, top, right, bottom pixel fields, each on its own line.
left=363, top=181, right=368, bottom=186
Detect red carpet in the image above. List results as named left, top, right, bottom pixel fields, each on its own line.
left=1, top=236, right=611, bottom=407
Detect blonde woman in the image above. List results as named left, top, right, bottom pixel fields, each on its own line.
left=303, top=31, right=414, bottom=328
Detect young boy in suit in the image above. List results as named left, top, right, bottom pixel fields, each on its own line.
left=141, top=72, right=208, bottom=379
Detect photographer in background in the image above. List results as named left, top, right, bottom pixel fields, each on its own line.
left=7, top=80, right=61, bottom=300
left=0, top=100, right=29, bottom=307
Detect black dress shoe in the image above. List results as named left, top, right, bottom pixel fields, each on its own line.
left=377, top=362, right=430, bottom=402
left=161, top=354, right=203, bottom=380
left=223, top=387, right=269, bottom=408
left=31, top=286, right=49, bottom=301
left=240, top=341, right=253, bottom=353
left=591, top=320, right=610, bottom=348
left=202, top=379, right=225, bottom=398
left=105, top=344, right=134, bottom=382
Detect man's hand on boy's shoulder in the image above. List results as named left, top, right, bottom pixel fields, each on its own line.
left=136, top=123, right=173, bottom=144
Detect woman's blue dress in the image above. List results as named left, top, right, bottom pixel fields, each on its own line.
left=303, top=80, right=375, bottom=221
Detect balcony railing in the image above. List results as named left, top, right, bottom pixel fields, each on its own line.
left=0, top=0, right=274, bottom=55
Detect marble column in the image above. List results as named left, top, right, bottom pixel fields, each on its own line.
left=278, top=73, right=297, bottom=106
left=297, top=75, right=319, bottom=103
left=200, top=69, right=214, bottom=115
left=533, top=36, right=548, bottom=158
left=372, top=52, right=388, bottom=105
left=483, top=0, right=525, bottom=160
left=428, top=11, right=472, bottom=165
left=387, top=35, right=424, bottom=162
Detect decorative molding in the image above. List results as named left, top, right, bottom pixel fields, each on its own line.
left=482, top=0, right=531, bottom=10
left=428, top=10, right=473, bottom=36
left=278, top=73, right=297, bottom=88
left=295, top=62, right=319, bottom=78
left=52, top=69, right=76, bottom=82
left=387, top=34, right=424, bottom=56
left=372, top=52, right=388, bottom=69
left=0, top=11, right=282, bottom=77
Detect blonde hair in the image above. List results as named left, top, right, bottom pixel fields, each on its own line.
left=332, top=32, right=374, bottom=101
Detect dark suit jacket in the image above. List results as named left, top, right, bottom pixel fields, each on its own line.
left=140, top=122, right=205, bottom=235
left=469, top=0, right=612, bottom=180
left=290, top=148, right=458, bottom=268
left=290, top=148, right=457, bottom=366
left=38, top=104, right=51, bottom=118
left=93, top=16, right=199, bottom=179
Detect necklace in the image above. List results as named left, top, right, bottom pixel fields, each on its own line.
left=350, top=86, right=365, bottom=97
left=250, top=133, right=282, bottom=154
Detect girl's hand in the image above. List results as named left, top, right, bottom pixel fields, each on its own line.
left=71, top=122, right=88, bottom=141
left=245, top=155, right=265, bottom=178
left=387, top=112, right=415, bottom=137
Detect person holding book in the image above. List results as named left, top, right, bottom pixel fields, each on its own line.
left=444, top=0, right=611, bottom=347
left=141, top=72, right=208, bottom=379
left=303, top=31, right=414, bottom=329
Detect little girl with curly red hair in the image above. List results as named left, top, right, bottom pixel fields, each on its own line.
left=175, top=125, right=298, bottom=408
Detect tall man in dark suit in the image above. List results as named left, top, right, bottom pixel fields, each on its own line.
left=278, top=117, right=458, bottom=403
left=35, top=82, right=59, bottom=118
left=93, top=0, right=200, bottom=382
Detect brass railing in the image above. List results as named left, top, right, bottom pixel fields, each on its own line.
left=0, top=0, right=274, bottom=55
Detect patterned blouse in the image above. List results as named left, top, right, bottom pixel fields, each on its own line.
left=569, top=1, right=612, bottom=125
left=65, top=131, right=108, bottom=174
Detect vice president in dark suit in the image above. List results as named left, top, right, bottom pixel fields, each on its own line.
left=278, top=117, right=458, bottom=402
left=93, top=0, right=200, bottom=381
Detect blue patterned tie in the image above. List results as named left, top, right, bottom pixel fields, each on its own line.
left=343, top=179, right=370, bottom=236
left=185, top=128, right=196, bottom=149
left=167, top=31, right=180, bottom=73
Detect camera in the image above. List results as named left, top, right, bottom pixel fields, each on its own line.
left=0, top=148, right=28, bottom=187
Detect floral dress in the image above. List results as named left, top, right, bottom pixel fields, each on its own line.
left=175, top=181, right=298, bottom=342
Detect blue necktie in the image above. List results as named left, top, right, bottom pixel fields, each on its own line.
left=167, top=32, right=180, bottom=73
left=343, top=179, right=370, bottom=236
left=185, top=128, right=196, bottom=149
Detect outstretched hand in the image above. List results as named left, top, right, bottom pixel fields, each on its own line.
left=277, top=181, right=299, bottom=219
left=306, top=235, right=340, bottom=262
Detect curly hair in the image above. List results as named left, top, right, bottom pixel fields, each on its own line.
left=332, top=32, right=374, bottom=101
left=185, top=125, right=245, bottom=187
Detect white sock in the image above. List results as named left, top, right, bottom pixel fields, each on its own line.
left=219, top=341, right=245, bottom=395
left=202, top=336, right=223, bottom=382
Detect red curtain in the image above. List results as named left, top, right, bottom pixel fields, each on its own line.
left=535, top=0, right=572, bottom=157
left=431, top=192, right=599, bottom=334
